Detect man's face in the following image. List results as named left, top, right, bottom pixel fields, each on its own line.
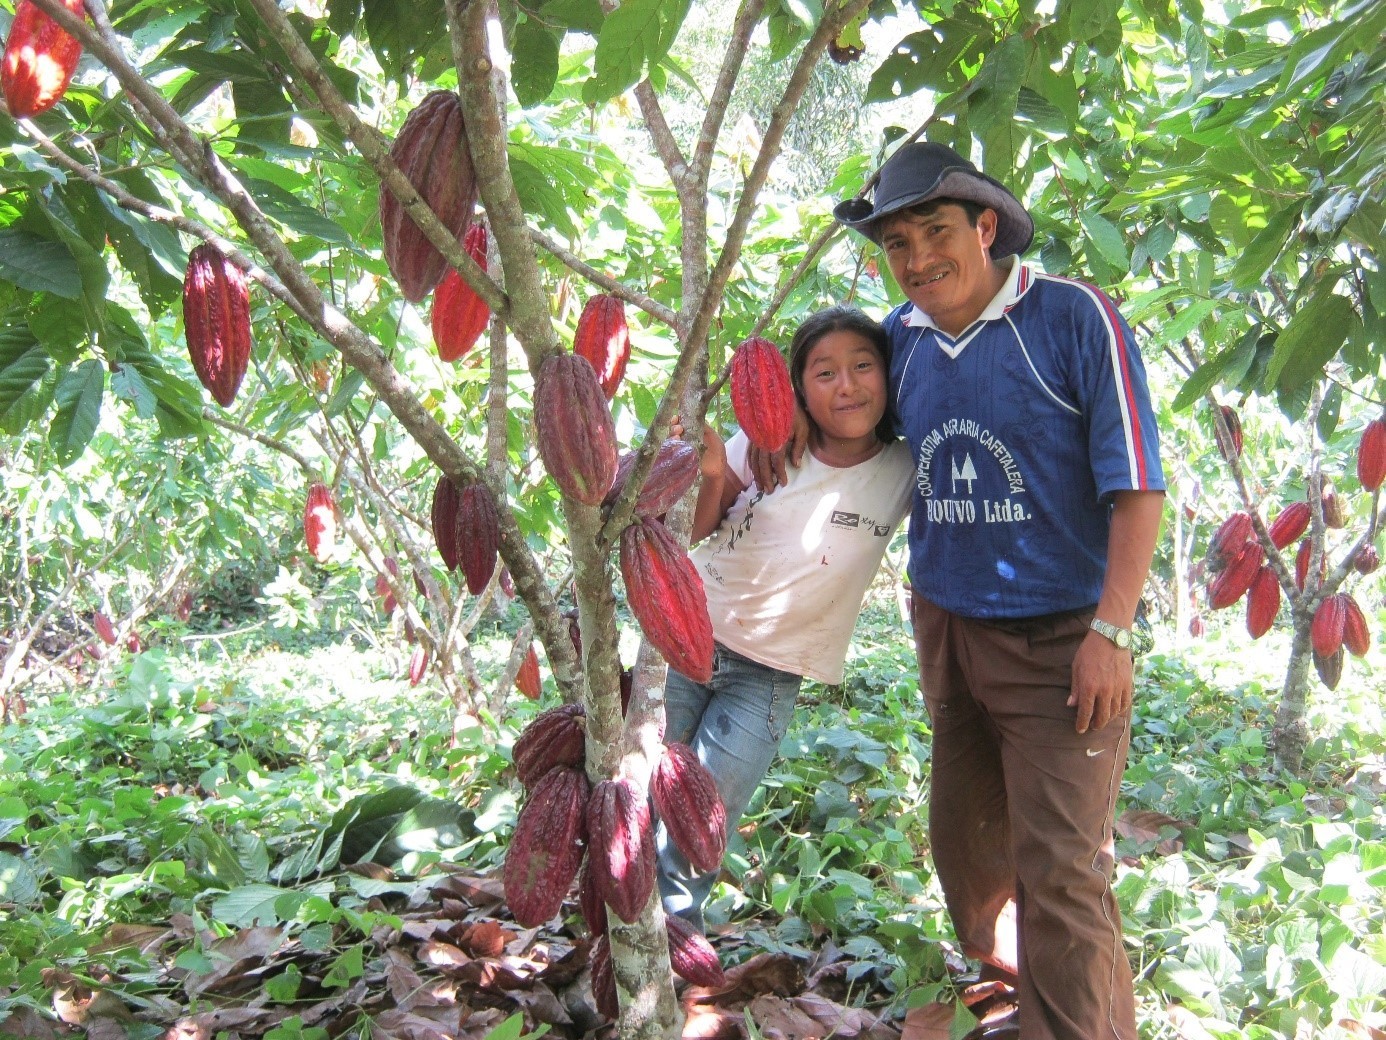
left=879, top=202, right=999, bottom=337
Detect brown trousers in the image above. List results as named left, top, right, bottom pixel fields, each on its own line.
left=912, top=597, right=1137, bottom=1040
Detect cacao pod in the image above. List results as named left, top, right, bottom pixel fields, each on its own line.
left=1188, top=615, right=1205, bottom=638
left=1358, top=418, right=1386, bottom=492
left=504, top=765, right=590, bottom=928
left=457, top=481, right=500, bottom=596
left=1207, top=512, right=1253, bottom=573
left=1354, top=544, right=1380, bottom=575
left=431, top=475, right=463, bottom=572
left=590, top=934, right=618, bottom=1021
left=1214, top=404, right=1243, bottom=461
left=380, top=90, right=477, bottom=302
left=1320, top=482, right=1347, bottom=529
left=619, top=517, right=715, bottom=683
left=1267, top=501, right=1310, bottom=551
left=1294, top=538, right=1325, bottom=592
left=1208, top=542, right=1263, bottom=610
left=651, top=742, right=727, bottom=874
left=1244, top=566, right=1280, bottom=639
left=516, top=644, right=541, bottom=701
left=408, top=645, right=428, bottom=686
left=375, top=557, right=400, bottom=616
left=183, top=243, right=252, bottom=408
left=666, top=913, right=726, bottom=987
left=1313, top=647, right=1344, bottom=690
left=126, top=631, right=142, bottom=654
left=578, top=856, right=607, bottom=937
left=176, top=592, right=194, bottom=622
left=534, top=354, right=618, bottom=506
left=573, top=294, right=631, bottom=399
left=1342, top=594, right=1370, bottom=657
left=513, top=703, right=586, bottom=788
left=1311, top=595, right=1347, bottom=657
left=603, top=439, right=700, bottom=519
left=730, top=336, right=796, bottom=453
left=1, top=0, right=84, bottom=119
left=430, top=222, right=490, bottom=362
left=620, top=667, right=632, bottom=716
left=303, top=482, right=338, bottom=563
left=500, top=568, right=515, bottom=598
left=586, top=776, right=656, bottom=925
left=564, top=607, right=583, bottom=659
left=93, top=610, right=116, bottom=646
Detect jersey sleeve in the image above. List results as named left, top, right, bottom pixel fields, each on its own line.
left=1071, top=289, right=1166, bottom=498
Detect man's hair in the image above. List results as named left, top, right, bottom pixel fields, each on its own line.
left=787, top=306, right=896, bottom=444
left=900, top=197, right=989, bottom=226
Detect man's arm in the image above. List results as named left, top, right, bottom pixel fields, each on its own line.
left=1069, top=489, right=1165, bottom=734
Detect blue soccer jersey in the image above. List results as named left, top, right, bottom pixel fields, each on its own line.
left=886, top=260, right=1165, bottom=619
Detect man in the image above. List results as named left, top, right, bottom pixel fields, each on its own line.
left=761, top=142, right=1165, bottom=1040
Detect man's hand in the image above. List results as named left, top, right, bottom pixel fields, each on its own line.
left=747, top=406, right=810, bottom=492
left=1068, top=630, right=1133, bottom=734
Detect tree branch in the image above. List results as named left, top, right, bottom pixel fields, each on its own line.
left=690, top=0, right=768, bottom=185
left=530, top=229, right=678, bottom=328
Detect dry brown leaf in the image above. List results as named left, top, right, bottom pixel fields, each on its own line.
left=681, top=1003, right=743, bottom=1040
left=371, top=1007, right=460, bottom=1040
left=1165, top=1004, right=1217, bottom=1040
left=92, top=923, right=176, bottom=957
left=1116, top=809, right=1189, bottom=857
left=788, top=993, right=895, bottom=1040
left=0, top=1005, right=64, bottom=1039
left=1340, top=1021, right=1386, bottom=1040
left=417, top=940, right=473, bottom=970
left=900, top=1001, right=957, bottom=1040
left=684, top=951, right=805, bottom=1003
left=747, top=993, right=823, bottom=1040
left=457, top=920, right=512, bottom=958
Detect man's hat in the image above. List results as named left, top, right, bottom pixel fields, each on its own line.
left=834, top=141, right=1034, bottom=259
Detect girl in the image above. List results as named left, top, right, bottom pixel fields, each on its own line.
left=660, top=306, right=913, bottom=930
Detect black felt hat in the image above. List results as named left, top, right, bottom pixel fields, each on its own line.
left=834, top=141, right=1034, bottom=259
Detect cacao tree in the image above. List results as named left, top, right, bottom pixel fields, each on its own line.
left=3, top=0, right=1384, bottom=1035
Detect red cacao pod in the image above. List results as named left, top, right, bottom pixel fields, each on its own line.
left=408, top=645, right=428, bottom=686
left=578, top=855, right=607, bottom=937
left=431, top=475, right=463, bottom=572
left=564, top=607, right=583, bottom=660
left=457, top=481, right=500, bottom=596
left=1214, top=404, right=1243, bottom=461
left=534, top=354, right=618, bottom=506
left=183, top=243, right=252, bottom=408
left=93, top=610, right=116, bottom=647
left=1294, top=538, right=1325, bottom=592
left=516, top=644, right=541, bottom=701
left=380, top=90, right=477, bottom=302
left=1358, top=418, right=1386, bottom=492
left=504, top=765, right=590, bottom=928
left=1, top=0, right=84, bottom=119
left=176, top=592, right=194, bottom=622
left=1208, top=542, right=1263, bottom=610
left=1320, top=482, right=1347, bottom=529
left=574, top=294, right=631, bottom=399
left=430, top=223, right=490, bottom=362
left=499, top=568, right=515, bottom=598
left=375, top=557, right=400, bottom=616
left=590, top=934, right=618, bottom=1020
left=1207, top=512, right=1253, bottom=572
left=1267, top=501, right=1310, bottom=551
left=513, top=703, right=586, bottom=788
left=1311, top=594, right=1347, bottom=657
left=1188, top=615, right=1205, bottom=638
left=586, top=777, right=656, bottom=925
left=1342, top=594, right=1370, bottom=658
left=619, top=517, right=715, bottom=683
left=1313, top=647, right=1344, bottom=690
left=126, top=631, right=142, bottom=653
left=303, top=482, right=338, bottom=563
left=604, top=439, right=700, bottom=519
left=1354, top=544, right=1380, bottom=575
left=730, top=336, right=795, bottom=453
left=666, top=913, right=726, bottom=987
left=652, top=742, right=727, bottom=874
left=1244, top=566, right=1280, bottom=640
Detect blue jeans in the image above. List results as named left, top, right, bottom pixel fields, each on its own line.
left=657, top=643, right=803, bottom=931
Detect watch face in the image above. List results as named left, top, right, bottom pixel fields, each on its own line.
left=1114, top=629, right=1130, bottom=648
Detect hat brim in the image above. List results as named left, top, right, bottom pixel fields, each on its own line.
left=834, top=168, right=1034, bottom=259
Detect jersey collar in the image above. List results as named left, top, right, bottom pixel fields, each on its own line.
left=899, top=258, right=1034, bottom=332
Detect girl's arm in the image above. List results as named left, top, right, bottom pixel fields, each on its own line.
left=673, top=420, right=745, bottom=542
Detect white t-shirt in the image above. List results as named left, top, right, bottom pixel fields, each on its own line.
left=691, top=432, right=913, bottom=685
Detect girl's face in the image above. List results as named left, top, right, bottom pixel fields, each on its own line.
left=800, top=330, right=888, bottom=447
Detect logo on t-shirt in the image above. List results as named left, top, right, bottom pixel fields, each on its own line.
left=915, top=418, right=1030, bottom=525
left=830, top=511, right=859, bottom=529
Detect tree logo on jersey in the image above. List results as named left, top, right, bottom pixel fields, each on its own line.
left=915, top=418, right=1030, bottom=525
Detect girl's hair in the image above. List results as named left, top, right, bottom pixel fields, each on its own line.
left=787, top=306, right=896, bottom=443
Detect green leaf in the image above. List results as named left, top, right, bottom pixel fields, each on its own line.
left=0, top=229, right=83, bottom=299
left=1171, top=325, right=1261, bottom=411
left=584, top=0, right=688, bottom=102
left=537, top=0, right=603, bottom=33
left=0, top=851, right=42, bottom=906
left=111, top=362, right=158, bottom=419
left=1080, top=211, right=1130, bottom=273
left=362, top=0, right=446, bottom=79
left=513, top=20, right=561, bottom=108
left=1229, top=205, right=1299, bottom=289
left=49, top=359, right=105, bottom=465
left=212, top=884, right=297, bottom=927
left=0, top=326, right=56, bottom=432
left=1264, top=286, right=1358, bottom=390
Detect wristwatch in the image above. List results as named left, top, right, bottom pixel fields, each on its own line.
left=1089, top=617, right=1132, bottom=650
